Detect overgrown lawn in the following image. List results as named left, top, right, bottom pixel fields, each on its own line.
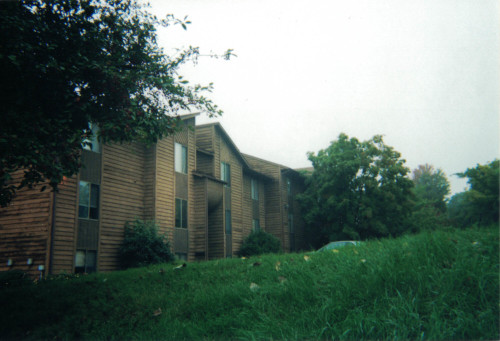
left=0, top=226, right=498, bottom=340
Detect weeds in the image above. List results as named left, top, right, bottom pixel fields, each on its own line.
left=0, top=226, right=497, bottom=340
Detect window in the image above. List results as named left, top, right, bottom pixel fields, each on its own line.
left=221, top=162, right=231, bottom=186
left=286, top=178, right=292, bottom=196
left=74, top=249, right=97, bottom=273
left=252, top=219, right=260, bottom=231
left=82, top=123, right=101, bottom=153
left=225, top=210, right=232, bottom=234
left=175, top=143, right=188, bottom=174
left=251, top=179, right=259, bottom=200
left=175, top=198, right=188, bottom=228
left=288, top=213, right=294, bottom=233
left=78, top=181, right=99, bottom=219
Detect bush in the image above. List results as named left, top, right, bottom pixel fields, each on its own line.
left=119, top=219, right=174, bottom=269
left=238, top=230, right=281, bottom=257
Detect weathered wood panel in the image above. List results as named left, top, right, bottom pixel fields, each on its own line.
left=243, top=154, right=284, bottom=246
left=0, top=171, right=52, bottom=277
left=154, top=135, right=175, bottom=246
left=99, top=143, right=146, bottom=272
left=195, top=125, right=214, bottom=152
left=196, top=151, right=214, bottom=176
left=193, top=177, right=207, bottom=260
left=51, top=175, right=78, bottom=274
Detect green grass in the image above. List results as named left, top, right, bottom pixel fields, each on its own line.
left=0, top=226, right=498, bottom=340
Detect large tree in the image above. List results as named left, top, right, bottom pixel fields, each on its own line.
left=297, top=133, right=414, bottom=247
left=448, top=160, right=499, bottom=227
left=0, top=0, right=230, bottom=206
left=411, top=164, right=450, bottom=212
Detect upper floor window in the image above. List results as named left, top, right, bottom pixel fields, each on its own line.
left=82, top=123, right=101, bottom=153
left=251, top=179, right=259, bottom=200
left=175, top=198, right=188, bottom=228
left=221, top=162, right=231, bottom=187
left=78, top=181, right=99, bottom=219
left=175, top=143, right=188, bottom=174
left=286, top=178, right=292, bottom=197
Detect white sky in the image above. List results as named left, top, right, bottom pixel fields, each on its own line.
left=147, top=0, right=499, bottom=195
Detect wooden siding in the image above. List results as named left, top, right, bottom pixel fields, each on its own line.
left=244, top=154, right=284, bottom=246
left=195, top=125, right=214, bottom=152
left=99, top=143, right=147, bottom=272
left=0, top=171, right=52, bottom=277
left=143, top=145, right=156, bottom=221
left=196, top=151, right=214, bottom=176
left=154, top=136, right=175, bottom=245
left=51, top=175, right=78, bottom=274
left=193, top=177, right=207, bottom=260
left=174, top=117, right=196, bottom=260
left=217, top=130, right=244, bottom=257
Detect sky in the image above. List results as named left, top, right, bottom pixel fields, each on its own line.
left=147, top=0, right=499, bottom=195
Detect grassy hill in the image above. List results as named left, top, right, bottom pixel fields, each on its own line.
left=0, top=226, right=498, bottom=340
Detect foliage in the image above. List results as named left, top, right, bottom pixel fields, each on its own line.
left=448, top=160, right=499, bottom=227
left=0, top=0, right=232, bottom=206
left=238, top=230, right=281, bottom=257
left=406, top=164, right=451, bottom=233
left=119, top=219, right=174, bottom=268
left=412, top=164, right=450, bottom=212
left=298, top=133, right=414, bottom=247
left=0, top=227, right=497, bottom=340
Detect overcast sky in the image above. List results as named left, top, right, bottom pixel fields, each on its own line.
left=148, top=0, right=499, bottom=195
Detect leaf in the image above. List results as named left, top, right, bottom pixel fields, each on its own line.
left=153, top=308, right=162, bottom=316
left=278, top=276, right=287, bottom=284
left=275, top=261, right=281, bottom=271
left=250, top=283, right=259, bottom=292
left=174, top=263, right=186, bottom=270
left=303, top=255, right=310, bottom=262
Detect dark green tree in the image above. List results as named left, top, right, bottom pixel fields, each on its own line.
left=0, top=0, right=232, bottom=206
left=448, top=160, right=499, bottom=227
left=297, top=133, right=414, bottom=247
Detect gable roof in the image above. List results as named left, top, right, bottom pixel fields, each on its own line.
left=196, top=122, right=251, bottom=169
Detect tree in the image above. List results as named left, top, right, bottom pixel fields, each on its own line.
left=411, top=164, right=450, bottom=212
left=0, top=0, right=231, bottom=207
left=448, top=160, right=499, bottom=227
left=297, top=133, right=414, bottom=247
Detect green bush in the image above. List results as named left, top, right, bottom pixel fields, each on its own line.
left=119, top=219, right=174, bottom=269
left=238, top=230, right=281, bottom=257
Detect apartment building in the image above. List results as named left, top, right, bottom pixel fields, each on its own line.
left=0, top=115, right=305, bottom=277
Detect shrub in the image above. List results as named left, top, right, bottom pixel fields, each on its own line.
left=238, top=230, right=281, bottom=257
left=119, top=219, right=174, bottom=269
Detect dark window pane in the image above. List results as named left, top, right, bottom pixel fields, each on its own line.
left=78, top=181, right=90, bottom=218
left=175, top=198, right=181, bottom=228
left=78, top=205, right=89, bottom=219
left=89, top=184, right=99, bottom=219
left=182, top=200, right=188, bottom=228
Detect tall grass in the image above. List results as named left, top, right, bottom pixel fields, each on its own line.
left=0, top=226, right=498, bottom=340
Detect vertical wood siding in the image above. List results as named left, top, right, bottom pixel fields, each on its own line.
left=99, top=143, right=147, bottom=272
left=51, top=175, right=78, bottom=274
left=0, top=171, right=52, bottom=277
left=243, top=155, right=284, bottom=246
left=218, top=131, right=244, bottom=256
left=154, top=136, right=175, bottom=244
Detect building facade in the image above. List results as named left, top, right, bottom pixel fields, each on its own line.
left=0, top=115, right=306, bottom=277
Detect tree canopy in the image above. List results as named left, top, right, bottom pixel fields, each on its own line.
left=448, top=160, right=499, bottom=227
left=0, top=0, right=229, bottom=206
left=411, top=164, right=450, bottom=212
left=297, top=133, right=414, bottom=247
